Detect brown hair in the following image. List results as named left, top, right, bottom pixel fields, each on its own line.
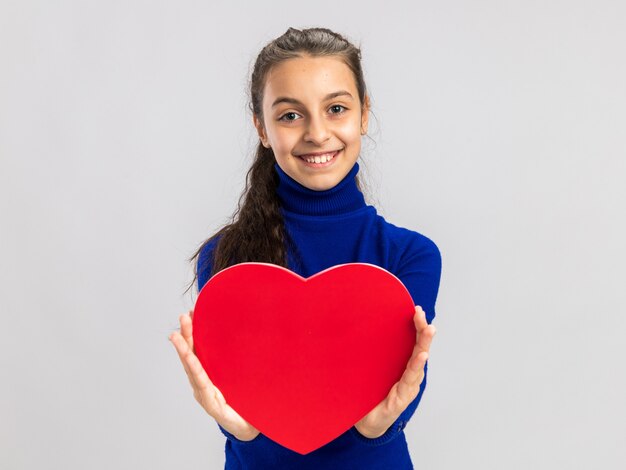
left=184, top=27, right=371, bottom=295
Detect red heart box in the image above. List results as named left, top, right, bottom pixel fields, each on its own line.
left=192, top=262, right=416, bottom=455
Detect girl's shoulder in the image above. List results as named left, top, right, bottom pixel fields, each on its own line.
left=373, top=212, right=440, bottom=250
left=373, top=213, right=442, bottom=270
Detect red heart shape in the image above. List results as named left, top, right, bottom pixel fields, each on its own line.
left=192, top=262, right=416, bottom=455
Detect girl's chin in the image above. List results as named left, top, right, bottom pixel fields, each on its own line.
left=295, top=172, right=349, bottom=192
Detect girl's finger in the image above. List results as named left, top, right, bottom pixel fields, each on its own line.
left=183, top=344, right=225, bottom=416
left=170, top=332, right=200, bottom=391
left=185, top=345, right=216, bottom=392
left=171, top=332, right=220, bottom=411
left=395, top=351, right=428, bottom=406
left=180, top=313, right=194, bottom=351
left=413, top=306, right=429, bottom=336
left=416, top=324, right=436, bottom=354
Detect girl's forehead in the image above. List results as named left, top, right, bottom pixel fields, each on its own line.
left=263, top=56, right=357, bottom=100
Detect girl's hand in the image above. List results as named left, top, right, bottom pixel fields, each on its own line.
left=354, top=305, right=436, bottom=438
left=169, top=310, right=260, bottom=442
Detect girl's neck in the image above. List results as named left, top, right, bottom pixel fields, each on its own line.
left=274, top=161, right=366, bottom=216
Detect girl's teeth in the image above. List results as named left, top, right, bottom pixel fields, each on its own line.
left=303, top=152, right=335, bottom=163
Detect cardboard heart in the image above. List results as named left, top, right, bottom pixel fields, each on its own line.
left=192, top=262, right=416, bottom=455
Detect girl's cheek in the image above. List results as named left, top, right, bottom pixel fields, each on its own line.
left=338, top=119, right=361, bottom=134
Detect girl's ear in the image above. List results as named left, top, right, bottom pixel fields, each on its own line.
left=253, top=114, right=271, bottom=148
left=360, top=95, right=370, bottom=135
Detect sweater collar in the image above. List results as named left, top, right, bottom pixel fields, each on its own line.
left=274, top=161, right=366, bottom=216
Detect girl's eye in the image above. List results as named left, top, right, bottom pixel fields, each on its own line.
left=278, top=105, right=347, bottom=122
left=278, top=112, right=301, bottom=122
left=329, top=104, right=347, bottom=114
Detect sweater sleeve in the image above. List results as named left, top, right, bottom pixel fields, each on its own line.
left=196, top=236, right=219, bottom=293
left=349, top=232, right=442, bottom=446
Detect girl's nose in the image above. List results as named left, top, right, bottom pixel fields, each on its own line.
left=303, top=115, right=331, bottom=145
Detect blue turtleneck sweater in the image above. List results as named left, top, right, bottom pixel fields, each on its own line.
left=197, top=161, right=442, bottom=469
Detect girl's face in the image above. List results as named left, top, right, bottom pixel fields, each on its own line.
left=253, top=55, right=369, bottom=191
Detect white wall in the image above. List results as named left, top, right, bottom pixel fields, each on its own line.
left=1, top=1, right=624, bottom=468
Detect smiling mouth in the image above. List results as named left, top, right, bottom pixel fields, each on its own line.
left=297, top=149, right=342, bottom=164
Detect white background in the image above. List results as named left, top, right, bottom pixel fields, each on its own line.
left=1, top=1, right=625, bottom=468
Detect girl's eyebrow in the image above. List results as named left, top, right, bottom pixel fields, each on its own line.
left=271, top=90, right=354, bottom=108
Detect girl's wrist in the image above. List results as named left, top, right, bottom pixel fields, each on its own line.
left=233, top=429, right=260, bottom=442
left=354, top=422, right=387, bottom=439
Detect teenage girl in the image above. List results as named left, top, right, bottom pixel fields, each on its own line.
left=169, top=27, right=441, bottom=469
